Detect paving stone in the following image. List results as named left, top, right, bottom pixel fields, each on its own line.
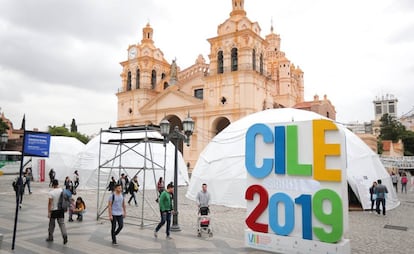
left=0, top=174, right=413, bottom=253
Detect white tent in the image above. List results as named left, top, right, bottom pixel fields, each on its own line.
left=32, top=136, right=85, bottom=182
left=74, top=130, right=189, bottom=190
left=186, top=108, right=399, bottom=210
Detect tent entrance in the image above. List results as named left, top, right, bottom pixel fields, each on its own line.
left=96, top=125, right=167, bottom=228
left=348, top=184, right=363, bottom=211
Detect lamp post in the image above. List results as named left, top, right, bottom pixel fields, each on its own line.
left=159, top=113, right=194, bottom=232
left=0, top=133, right=8, bottom=150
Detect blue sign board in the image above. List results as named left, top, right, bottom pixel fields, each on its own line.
left=23, top=131, right=51, bottom=157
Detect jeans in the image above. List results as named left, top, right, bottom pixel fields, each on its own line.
left=155, top=211, right=171, bottom=236
left=128, top=192, right=137, bottom=205
left=111, top=215, right=124, bottom=243
left=402, top=183, right=407, bottom=193
left=48, top=210, right=67, bottom=240
left=393, top=183, right=398, bottom=192
left=25, top=180, right=31, bottom=193
left=370, top=199, right=375, bottom=211
left=376, top=198, right=386, bottom=215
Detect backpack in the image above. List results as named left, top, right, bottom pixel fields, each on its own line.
left=58, top=189, right=70, bottom=212
left=402, top=177, right=408, bottom=184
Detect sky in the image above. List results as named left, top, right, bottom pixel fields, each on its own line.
left=0, top=0, right=413, bottom=135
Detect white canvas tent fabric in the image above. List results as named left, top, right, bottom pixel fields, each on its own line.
left=74, top=130, right=189, bottom=190
left=32, top=136, right=85, bottom=182
left=186, top=108, right=399, bottom=210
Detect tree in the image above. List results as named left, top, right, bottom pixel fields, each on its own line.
left=378, top=113, right=414, bottom=155
left=70, top=118, right=78, bottom=133
left=401, top=131, right=414, bottom=156
left=0, top=118, right=10, bottom=134
left=48, top=125, right=90, bottom=144
left=379, top=113, right=405, bottom=142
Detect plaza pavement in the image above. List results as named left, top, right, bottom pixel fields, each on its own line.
left=0, top=174, right=413, bottom=254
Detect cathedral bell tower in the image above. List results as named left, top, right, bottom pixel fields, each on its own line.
left=230, top=0, right=246, bottom=16
left=116, top=23, right=170, bottom=127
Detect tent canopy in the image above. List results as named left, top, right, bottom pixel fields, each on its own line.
left=186, top=108, right=399, bottom=210
left=74, top=130, right=189, bottom=190
left=32, top=136, right=85, bottom=182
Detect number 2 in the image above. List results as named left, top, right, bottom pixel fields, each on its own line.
left=245, top=185, right=268, bottom=233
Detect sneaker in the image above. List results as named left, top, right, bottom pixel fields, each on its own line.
left=63, top=236, right=68, bottom=245
left=166, top=236, right=173, bottom=240
left=19, top=204, right=22, bottom=209
left=112, top=241, right=118, bottom=246
left=154, top=231, right=158, bottom=238
left=68, top=218, right=74, bottom=222
left=45, top=238, right=53, bottom=242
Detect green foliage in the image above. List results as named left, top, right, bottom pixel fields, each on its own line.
left=0, top=118, right=9, bottom=134
left=379, top=114, right=405, bottom=142
left=48, top=125, right=90, bottom=144
left=401, top=131, right=414, bottom=156
left=379, top=113, right=414, bottom=155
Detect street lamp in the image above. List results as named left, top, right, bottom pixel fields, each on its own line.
left=0, top=133, right=8, bottom=150
left=159, top=113, right=194, bottom=231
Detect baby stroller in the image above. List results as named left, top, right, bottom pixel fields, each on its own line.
left=197, top=207, right=213, bottom=237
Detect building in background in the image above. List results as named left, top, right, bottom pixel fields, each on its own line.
left=400, top=107, right=414, bottom=132
left=0, top=111, right=24, bottom=151
left=293, top=94, right=336, bottom=120
left=373, top=94, right=398, bottom=121
left=116, top=0, right=335, bottom=169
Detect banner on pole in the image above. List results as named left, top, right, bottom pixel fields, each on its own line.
left=23, top=131, right=51, bottom=157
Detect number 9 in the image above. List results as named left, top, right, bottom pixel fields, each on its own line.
left=312, top=189, right=343, bottom=243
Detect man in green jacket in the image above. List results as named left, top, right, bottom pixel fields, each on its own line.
left=154, top=182, right=174, bottom=239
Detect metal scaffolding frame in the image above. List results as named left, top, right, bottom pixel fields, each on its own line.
left=96, top=125, right=167, bottom=228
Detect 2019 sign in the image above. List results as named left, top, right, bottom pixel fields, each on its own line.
left=244, top=119, right=350, bottom=253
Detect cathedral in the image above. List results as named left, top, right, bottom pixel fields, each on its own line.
left=116, top=0, right=336, bottom=170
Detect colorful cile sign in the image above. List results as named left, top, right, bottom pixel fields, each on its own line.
left=244, top=119, right=350, bottom=253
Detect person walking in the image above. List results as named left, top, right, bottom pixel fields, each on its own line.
left=369, top=181, right=377, bottom=213
left=73, top=170, right=80, bottom=193
left=196, top=183, right=211, bottom=208
left=64, top=176, right=74, bottom=194
left=154, top=182, right=174, bottom=239
left=12, top=176, right=25, bottom=209
left=127, top=176, right=139, bottom=206
left=156, top=177, right=164, bottom=203
left=391, top=172, right=398, bottom=193
left=25, top=167, right=32, bottom=194
left=107, top=176, right=117, bottom=192
left=46, top=179, right=68, bottom=244
left=118, top=173, right=128, bottom=196
left=108, top=184, right=126, bottom=245
left=375, top=179, right=388, bottom=216
left=401, top=172, right=408, bottom=193
left=49, top=168, right=56, bottom=187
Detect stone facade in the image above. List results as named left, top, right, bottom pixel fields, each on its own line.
left=116, top=0, right=333, bottom=169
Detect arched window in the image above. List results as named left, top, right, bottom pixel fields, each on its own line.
left=163, top=82, right=169, bottom=89
left=161, top=73, right=166, bottom=80
left=259, top=53, right=264, bottom=75
left=151, top=70, right=156, bottom=89
left=231, top=48, right=238, bottom=71
left=252, top=49, right=256, bottom=71
left=136, top=69, right=140, bottom=89
left=127, top=71, right=132, bottom=91
left=217, top=50, right=224, bottom=74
